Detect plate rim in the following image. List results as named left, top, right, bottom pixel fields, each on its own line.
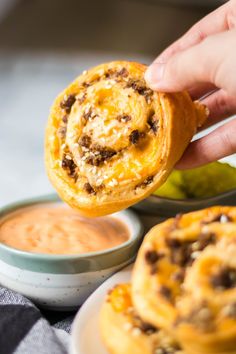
left=70, top=264, right=133, bottom=354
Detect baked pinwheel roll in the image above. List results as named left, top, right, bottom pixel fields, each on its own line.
left=132, top=206, right=236, bottom=354
left=45, top=61, right=207, bottom=216
left=100, top=283, right=183, bottom=354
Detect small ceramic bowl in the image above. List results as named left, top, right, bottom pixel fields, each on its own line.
left=133, top=156, right=236, bottom=217
left=133, top=189, right=236, bottom=217
left=0, top=194, right=143, bottom=311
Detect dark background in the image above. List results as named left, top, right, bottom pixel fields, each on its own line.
left=0, top=0, right=221, bottom=55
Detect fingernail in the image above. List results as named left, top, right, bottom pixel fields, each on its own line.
left=145, top=63, right=165, bottom=88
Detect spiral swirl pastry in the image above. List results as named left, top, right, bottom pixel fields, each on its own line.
left=132, top=206, right=236, bottom=354
left=45, top=61, right=207, bottom=216
left=100, top=283, right=183, bottom=354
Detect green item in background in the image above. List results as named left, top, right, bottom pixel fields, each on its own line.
left=153, top=162, right=236, bottom=199
left=153, top=170, right=186, bottom=199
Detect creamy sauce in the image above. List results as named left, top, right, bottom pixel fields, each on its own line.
left=0, top=205, right=130, bottom=254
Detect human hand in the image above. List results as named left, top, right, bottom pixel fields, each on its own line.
left=145, top=0, right=236, bottom=169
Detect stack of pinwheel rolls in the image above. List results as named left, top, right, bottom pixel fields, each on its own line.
left=101, top=207, right=236, bottom=354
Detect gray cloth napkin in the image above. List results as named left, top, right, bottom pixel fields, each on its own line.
left=0, top=286, right=72, bottom=354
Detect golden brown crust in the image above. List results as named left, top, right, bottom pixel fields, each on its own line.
left=132, top=206, right=236, bottom=354
left=45, top=61, right=207, bottom=216
left=99, top=283, right=183, bottom=354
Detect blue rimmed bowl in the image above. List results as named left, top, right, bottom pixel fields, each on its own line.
left=0, top=195, right=143, bottom=311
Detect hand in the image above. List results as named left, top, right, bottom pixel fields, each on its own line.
left=145, top=0, right=236, bottom=169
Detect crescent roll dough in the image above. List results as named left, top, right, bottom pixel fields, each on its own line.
left=100, top=283, right=183, bottom=354
left=132, top=206, right=236, bottom=354
left=45, top=61, right=207, bottom=216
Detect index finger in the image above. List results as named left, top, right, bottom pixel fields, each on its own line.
left=155, top=0, right=235, bottom=64
left=176, top=118, right=236, bottom=169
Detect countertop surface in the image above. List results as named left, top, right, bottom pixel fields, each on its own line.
left=0, top=0, right=212, bottom=208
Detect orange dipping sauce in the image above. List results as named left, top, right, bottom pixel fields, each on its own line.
left=0, top=205, right=130, bottom=254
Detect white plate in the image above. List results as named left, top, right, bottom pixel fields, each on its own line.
left=70, top=154, right=236, bottom=354
left=70, top=264, right=133, bottom=354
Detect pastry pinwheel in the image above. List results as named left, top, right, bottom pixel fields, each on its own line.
left=100, top=283, right=183, bottom=354
left=45, top=61, right=207, bottom=216
left=132, top=206, right=236, bottom=354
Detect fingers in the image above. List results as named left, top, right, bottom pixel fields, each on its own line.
left=145, top=30, right=236, bottom=93
left=200, top=89, right=236, bottom=129
left=176, top=118, right=236, bottom=169
left=153, top=0, right=235, bottom=64
left=188, top=83, right=216, bottom=100
left=145, top=35, right=218, bottom=91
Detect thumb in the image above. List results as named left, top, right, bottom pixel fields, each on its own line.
left=176, top=118, right=236, bottom=169
left=145, top=30, right=233, bottom=93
